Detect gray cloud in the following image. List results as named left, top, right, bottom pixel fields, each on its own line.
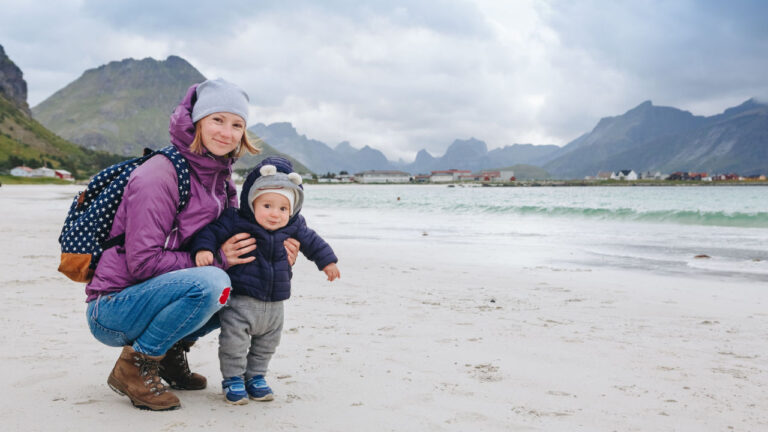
left=1, top=0, right=766, bottom=161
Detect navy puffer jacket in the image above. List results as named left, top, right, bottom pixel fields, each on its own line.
left=190, top=158, right=337, bottom=301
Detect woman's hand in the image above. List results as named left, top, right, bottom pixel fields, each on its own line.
left=284, top=238, right=300, bottom=266
left=221, top=232, right=257, bottom=266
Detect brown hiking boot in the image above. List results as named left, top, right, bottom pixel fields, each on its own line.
left=159, top=340, right=207, bottom=390
left=107, top=346, right=180, bottom=411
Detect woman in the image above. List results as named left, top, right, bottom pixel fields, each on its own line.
left=84, top=78, right=299, bottom=411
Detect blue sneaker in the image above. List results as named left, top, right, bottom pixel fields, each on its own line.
left=245, top=375, right=274, bottom=401
left=222, top=376, right=248, bottom=405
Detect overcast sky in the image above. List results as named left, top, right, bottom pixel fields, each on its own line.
left=1, top=0, right=766, bottom=160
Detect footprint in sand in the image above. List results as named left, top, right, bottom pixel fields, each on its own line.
left=510, top=405, right=573, bottom=417
left=466, top=363, right=502, bottom=382
left=547, top=390, right=576, bottom=398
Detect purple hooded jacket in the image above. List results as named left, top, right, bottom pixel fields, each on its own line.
left=85, top=84, right=238, bottom=302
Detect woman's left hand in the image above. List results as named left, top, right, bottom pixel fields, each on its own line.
left=284, top=238, right=300, bottom=266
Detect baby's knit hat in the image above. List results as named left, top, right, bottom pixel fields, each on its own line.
left=251, top=183, right=297, bottom=215
left=191, top=78, right=250, bottom=125
left=246, top=157, right=304, bottom=216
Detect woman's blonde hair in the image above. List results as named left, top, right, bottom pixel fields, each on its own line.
left=190, top=121, right=262, bottom=157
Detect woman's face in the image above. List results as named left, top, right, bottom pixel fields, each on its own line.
left=198, top=112, right=246, bottom=156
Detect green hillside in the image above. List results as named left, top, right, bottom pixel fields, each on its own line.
left=0, top=94, right=123, bottom=177
left=32, top=56, right=205, bottom=156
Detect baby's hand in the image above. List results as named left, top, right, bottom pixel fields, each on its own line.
left=195, top=250, right=214, bottom=267
left=323, top=263, right=340, bottom=281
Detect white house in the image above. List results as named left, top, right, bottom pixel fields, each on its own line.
left=54, top=169, right=74, bottom=180
left=430, top=169, right=471, bottom=182
left=480, top=170, right=515, bottom=182
left=639, top=171, right=663, bottom=180
left=32, top=167, right=56, bottom=177
left=356, top=170, right=411, bottom=183
left=499, top=170, right=515, bottom=181
left=430, top=172, right=454, bottom=183
left=596, top=171, right=613, bottom=180
left=610, top=170, right=638, bottom=180
left=10, top=166, right=34, bottom=177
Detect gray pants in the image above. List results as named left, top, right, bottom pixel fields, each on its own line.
left=218, top=295, right=284, bottom=379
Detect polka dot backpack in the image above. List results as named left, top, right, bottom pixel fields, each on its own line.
left=57, top=146, right=190, bottom=282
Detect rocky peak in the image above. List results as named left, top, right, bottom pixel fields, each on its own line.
left=335, top=140, right=356, bottom=155
left=0, top=44, right=31, bottom=115
left=414, top=149, right=435, bottom=162
left=265, top=122, right=299, bottom=137
left=722, top=98, right=768, bottom=118
left=444, top=138, right=488, bottom=158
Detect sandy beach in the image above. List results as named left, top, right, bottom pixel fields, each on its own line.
left=1, top=184, right=767, bottom=431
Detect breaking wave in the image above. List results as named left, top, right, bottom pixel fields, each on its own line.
left=446, top=204, right=768, bottom=228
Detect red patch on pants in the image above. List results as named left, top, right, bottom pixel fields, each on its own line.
left=219, top=287, right=231, bottom=304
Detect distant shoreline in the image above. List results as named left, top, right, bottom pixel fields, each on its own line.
left=480, top=180, right=768, bottom=187
left=304, top=180, right=768, bottom=187
left=4, top=176, right=766, bottom=188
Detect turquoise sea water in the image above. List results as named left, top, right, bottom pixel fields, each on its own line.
left=302, top=185, right=768, bottom=281
left=23, top=184, right=765, bottom=282
left=307, top=185, right=768, bottom=228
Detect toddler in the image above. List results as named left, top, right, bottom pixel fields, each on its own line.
left=191, top=157, right=339, bottom=404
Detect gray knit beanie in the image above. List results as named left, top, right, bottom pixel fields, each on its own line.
left=191, top=78, right=250, bottom=125
left=247, top=164, right=304, bottom=216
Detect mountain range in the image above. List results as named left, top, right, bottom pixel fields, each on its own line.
left=0, top=44, right=123, bottom=176
left=248, top=122, right=394, bottom=174
left=248, top=122, right=560, bottom=175
left=33, top=56, right=206, bottom=157
left=4, top=52, right=767, bottom=179
left=544, top=99, right=768, bottom=178
left=30, top=55, right=310, bottom=173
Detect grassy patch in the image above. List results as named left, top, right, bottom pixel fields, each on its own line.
left=0, top=175, right=74, bottom=185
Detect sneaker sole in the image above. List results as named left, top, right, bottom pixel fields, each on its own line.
left=222, top=388, right=249, bottom=405
left=107, top=375, right=181, bottom=411
left=224, top=396, right=249, bottom=405
left=249, top=394, right=274, bottom=402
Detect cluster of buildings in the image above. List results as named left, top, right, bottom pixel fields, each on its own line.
left=319, top=169, right=516, bottom=184
left=589, top=170, right=767, bottom=182
left=10, top=165, right=73, bottom=180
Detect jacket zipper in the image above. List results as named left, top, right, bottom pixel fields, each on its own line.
left=165, top=227, right=178, bottom=250
left=267, top=235, right=274, bottom=300
left=211, top=170, right=223, bottom=216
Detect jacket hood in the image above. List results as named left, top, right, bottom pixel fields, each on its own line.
left=240, top=157, right=304, bottom=222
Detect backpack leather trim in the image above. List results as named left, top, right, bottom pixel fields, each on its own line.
left=58, top=253, right=94, bottom=283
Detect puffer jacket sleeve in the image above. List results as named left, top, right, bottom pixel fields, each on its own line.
left=122, top=158, right=194, bottom=280
left=294, top=215, right=338, bottom=270
left=189, top=208, right=239, bottom=261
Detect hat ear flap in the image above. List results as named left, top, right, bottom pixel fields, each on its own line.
left=259, top=165, right=277, bottom=176
left=288, top=172, right=303, bottom=185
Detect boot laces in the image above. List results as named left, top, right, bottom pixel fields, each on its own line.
left=171, top=344, right=193, bottom=377
left=134, top=355, right=168, bottom=395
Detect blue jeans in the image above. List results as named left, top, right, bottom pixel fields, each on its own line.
left=86, top=267, right=231, bottom=356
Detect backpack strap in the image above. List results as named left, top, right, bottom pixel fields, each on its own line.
left=100, top=146, right=191, bottom=250
left=157, top=145, right=191, bottom=212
